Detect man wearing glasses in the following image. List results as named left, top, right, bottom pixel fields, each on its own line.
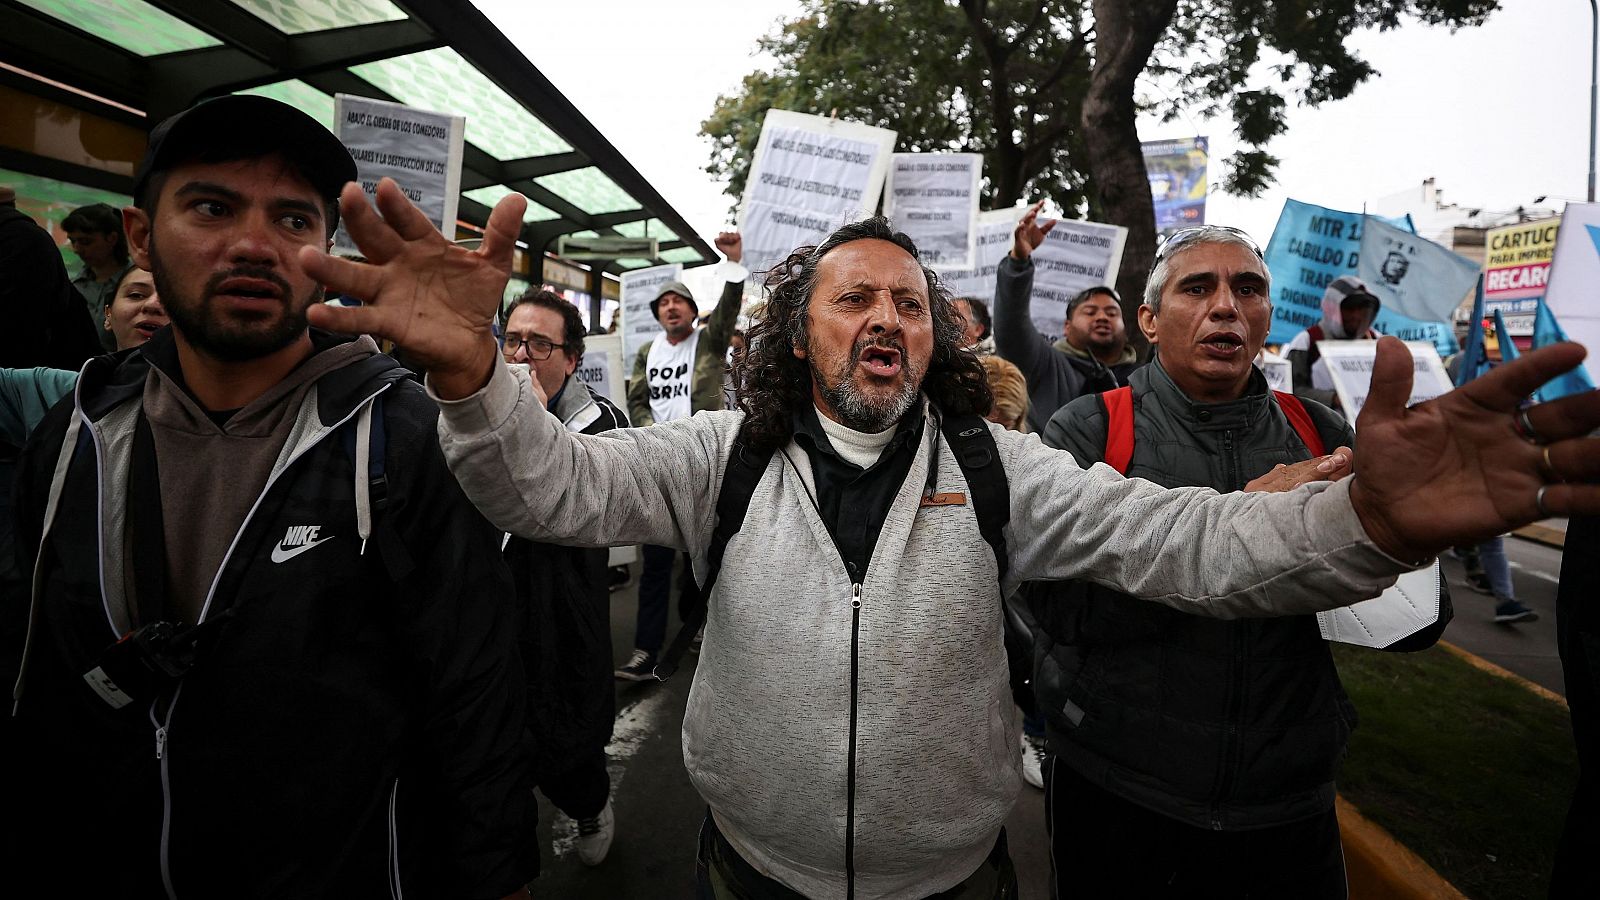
left=992, top=201, right=1143, bottom=434
left=500, top=290, right=628, bottom=865
left=617, top=233, right=747, bottom=681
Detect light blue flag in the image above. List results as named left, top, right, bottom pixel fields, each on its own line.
left=1263, top=201, right=1456, bottom=355
left=1358, top=216, right=1480, bottom=325
left=1455, top=277, right=1489, bottom=388
left=1493, top=309, right=1520, bottom=363
left=1531, top=298, right=1596, bottom=401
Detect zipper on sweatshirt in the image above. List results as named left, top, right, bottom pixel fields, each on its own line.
left=845, top=580, right=862, bottom=900
left=146, top=386, right=393, bottom=897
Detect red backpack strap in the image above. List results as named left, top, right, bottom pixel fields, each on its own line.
left=1306, top=324, right=1324, bottom=343
left=1100, top=386, right=1135, bottom=474
left=1272, top=391, right=1326, bottom=457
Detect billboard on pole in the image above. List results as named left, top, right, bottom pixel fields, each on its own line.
left=1142, top=136, right=1208, bottom=236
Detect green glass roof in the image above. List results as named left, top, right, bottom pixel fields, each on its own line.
left=463, top=185, right=561, bottom=223
left=19, top=0, right=220, bottom=56
left=230, top=0, right=404, bottom=35
left=535, top=167, right=637, bottom=215
left=613, top=218, right=674, bottom=241
left=235, top=80, right=336, bottom=131
left=614, top=258, right=654, bottom=270
left=659, top=246, right=706, bottom=264
left=350, top=48, right=573, bottom=161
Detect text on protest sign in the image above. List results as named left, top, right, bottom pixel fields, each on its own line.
left=1317, top=340, right=1452, bottom=425
left=335, top=94, right=464, bottom=255
left=1026, top=219, right=1128, bottom=339
left=1262, top=200, right=1455, bottom=356
left=738, top=109, right=897, bottom=278
left=1482, top=216, right=1560, bottom=338
left=620, top=264, right=683, bottom=365
left=884, top=153, right=983, bottom=269
left=573, top=332, right=626, bottom=411
left=939, top=209, right=1022, bottom=302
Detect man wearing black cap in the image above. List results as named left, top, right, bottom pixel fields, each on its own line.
left=992, top=201, right=1141, bottom=433
left=2, top=95, right=536, bottom=898
left=616, top=233, right=747, bottom=680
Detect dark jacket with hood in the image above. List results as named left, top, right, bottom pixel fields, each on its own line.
left=506, top=379, right=627, bottom=778
left=2, top=329, right=536, bottom=898
left=992, top=255, right=1140, bottom=433
left=1031, top=360, right=1448, bottom=830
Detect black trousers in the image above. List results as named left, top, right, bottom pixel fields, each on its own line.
left=537, top=748, right=610, bottom=821
left=1045, top=758, right=1347, bottom=899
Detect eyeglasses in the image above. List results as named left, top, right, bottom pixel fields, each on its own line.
left=501, top=334, right=569, bottom=360
left=1155, top=226, right=1263, bottom=261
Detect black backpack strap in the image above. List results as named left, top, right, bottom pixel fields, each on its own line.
left=653, top=435, right=773, bottom=681
left=937, top=412, right=1009, bottom=583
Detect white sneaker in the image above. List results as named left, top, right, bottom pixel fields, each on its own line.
left=576, top=800, right=614, bottom=866
left=1021, top=734, right=1045, bottom=790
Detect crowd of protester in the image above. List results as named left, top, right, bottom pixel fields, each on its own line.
left=0, top=94, right=1596, bottom=900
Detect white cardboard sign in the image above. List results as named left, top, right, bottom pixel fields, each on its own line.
left=884, top=153, right=983, bottom=269
left=574, top=332, right=625, bottom=412
left=939, top=208, right=1023, bottom=302
left=1316, top=340, right=1452, bottom=425
left=620, top=264, right=683, bottom=366
left=335, top=94, right=464, bottom=255
left=1025, top=219, right=1128, bottom=338
left=737, top=109, right=897, bottom=278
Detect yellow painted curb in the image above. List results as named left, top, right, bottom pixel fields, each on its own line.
left=1338, top=795, right=1467, bottom=900
left=1439, top=640, right=1569, bottom=710
left=1512, top=522, right=1565, bottom=549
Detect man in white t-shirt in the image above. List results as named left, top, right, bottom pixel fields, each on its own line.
left=619, top=233, right=746, bottom=680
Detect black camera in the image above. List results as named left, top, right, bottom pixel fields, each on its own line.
left=82, top=615, right=229, bottom=709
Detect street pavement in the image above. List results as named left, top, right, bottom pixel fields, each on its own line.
left=532, top=534, right=1566, bottom=897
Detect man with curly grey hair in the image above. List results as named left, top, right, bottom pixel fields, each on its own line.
left=308, top=182, right=1600, bottom=900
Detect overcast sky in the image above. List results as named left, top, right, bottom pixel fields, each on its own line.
left=473, top=0, right=1593, bottom=254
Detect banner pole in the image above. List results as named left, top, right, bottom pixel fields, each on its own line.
left=1590, top=0, right=1597, bottom=202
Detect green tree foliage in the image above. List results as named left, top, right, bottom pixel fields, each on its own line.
left=701, top=0, right=1497, bottom=208
left=700, top=0, right=1094, bottom=214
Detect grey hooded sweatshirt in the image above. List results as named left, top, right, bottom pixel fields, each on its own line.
left=433, top=364, right=1411, bottom=900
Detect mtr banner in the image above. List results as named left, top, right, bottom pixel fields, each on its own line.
left=738, top=109, right=897, bottom=278
left=1263, top=200, right=1456, bottom=356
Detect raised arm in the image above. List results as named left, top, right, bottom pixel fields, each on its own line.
left=989, top=202, right=1056, bottom=381
left=700, top=232, right=747, bottom=355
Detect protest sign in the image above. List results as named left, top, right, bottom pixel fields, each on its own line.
left=574, top=332, right=625, bottom=411
left=335, top=94, right=464, bottom=255
left=620, top=263, right=683, bottom=366
left=738, top=110, right=897, bottom=277
left=1026, top=219, right=1127, bottom=338
left=884, top=153, right=983, bottom=269
left=1541, top=203, right=1600, bottom=384
left=1316, top=339, right=1452, bottom=425
left=938, top=208, right=1021, bottom=302
left=1483, top=216, right=1560, bottom=338
left=1142, top=136, right=1208, bottom=236
left=1263, top=200, right=1456, bottom=355
left=1357, top=216, right=1478, bottom=325
left=1255, top=351, right=1292, bottom=393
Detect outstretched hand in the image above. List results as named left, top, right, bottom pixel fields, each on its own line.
left=1348, top=336, right=1600, bottom=563
left=303, top=178, right=526, bottom=399
left=1244, top=447, right=1353, bottom=493
left=1011, top=200, right=1055, bottom=261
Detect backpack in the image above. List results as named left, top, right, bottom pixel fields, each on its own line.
left=1098, top=385, right=1325, bottom=475
left=652, top=412, right=1025, bottom=696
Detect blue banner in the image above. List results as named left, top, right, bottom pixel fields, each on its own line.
left=1531, top=297, right=1596, bottom=401
left=1263, top=199, right=1458, bottom=356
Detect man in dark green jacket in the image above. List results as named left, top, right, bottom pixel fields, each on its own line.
left=617, top=234, right=747, bottom=679
left=1032, top=226, right=1447, bottom=898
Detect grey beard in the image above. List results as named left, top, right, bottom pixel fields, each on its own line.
left=814, top=358, right=920, bottom=433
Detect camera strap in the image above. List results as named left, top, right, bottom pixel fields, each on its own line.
left=127, top=411, right=170, bottom=629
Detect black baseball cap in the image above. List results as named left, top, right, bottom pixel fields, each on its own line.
left=133, top=95, right=357, bottom=209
